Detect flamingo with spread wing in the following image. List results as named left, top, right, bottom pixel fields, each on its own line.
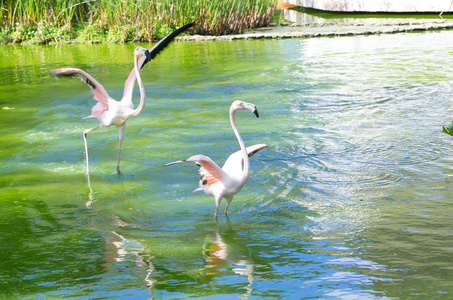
left=165, top=101, right=267, bottom=217
left=51, top=23, right=194, bottom=175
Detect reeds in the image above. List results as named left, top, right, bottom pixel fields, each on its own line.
left=1, top=0, right=85, bottom=28
left=0, top=0, right=276, bottom=43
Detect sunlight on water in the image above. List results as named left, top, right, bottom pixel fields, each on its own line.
left=1, top=30, right=453, bottom=298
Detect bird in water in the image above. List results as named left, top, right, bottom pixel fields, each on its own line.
left=50, top=23, right=194, bottom=175
left=165, top=101, right=267, bottom=217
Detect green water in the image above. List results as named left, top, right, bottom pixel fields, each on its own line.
left=1, top=30, right=453, bottom=299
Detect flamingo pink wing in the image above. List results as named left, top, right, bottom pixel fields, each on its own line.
left=50, top=68, right=110, bottom=116
left=180, top=155, right=223, bottom=187
left=200, top=160, right=223, bottom=185
left=164, top=155, right=225, bottom=189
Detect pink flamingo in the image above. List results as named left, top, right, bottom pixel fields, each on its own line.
left=51, top=23, right=193, bottom=175
left=165, top=101, right=267, bottom=217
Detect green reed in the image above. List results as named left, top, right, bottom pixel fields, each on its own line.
left=0, top=0, right=276, bottom=43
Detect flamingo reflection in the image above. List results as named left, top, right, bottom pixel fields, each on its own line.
left=202, top=219, right=255, bottom=297
left=104, top=230, right=156, bottom=288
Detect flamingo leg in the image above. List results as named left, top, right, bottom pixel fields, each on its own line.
left=224, top=196, right=233, bottom=215
left=116, top=125, right=126, bottom=175
left=83, top=125, right=100, bottom=174
left=215, top=205, right=219, bottom=218
left=214, top=195, right=223, bottom=218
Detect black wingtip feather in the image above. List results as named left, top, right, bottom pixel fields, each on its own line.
left=141, top=22, right=195, bottom=69
left=50, top=70, right=96, bottom=90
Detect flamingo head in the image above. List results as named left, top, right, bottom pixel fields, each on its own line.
left=135, top=46, right=152, bottom=61
left=231, top=100, right=259, bottom=118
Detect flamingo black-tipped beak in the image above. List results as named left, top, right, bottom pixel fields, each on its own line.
left=253, top=108, right=259, bottom=118
left=145, top=49, right=151, bottom=62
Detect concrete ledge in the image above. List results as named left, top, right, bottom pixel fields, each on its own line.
left=283, top=0, right=453, bottom=13
left=179, top=19, right=453, bottom=41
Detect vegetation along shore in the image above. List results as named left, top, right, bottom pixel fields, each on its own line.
left=0, top=0, right=275, bottom=44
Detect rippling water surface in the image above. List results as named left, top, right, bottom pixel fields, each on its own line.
left=1, top=30, right=453, bottom=299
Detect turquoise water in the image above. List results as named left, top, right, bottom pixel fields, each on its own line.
left=1, top=30, right=453, bottom=298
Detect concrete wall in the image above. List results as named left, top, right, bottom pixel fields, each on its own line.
left=284, top=0, right=453, bottom=12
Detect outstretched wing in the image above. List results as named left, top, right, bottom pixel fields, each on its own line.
left=122, top=22, right=195, bottom=101
left=222, top=144, right=268, bottom=176
left=164, top=154, right=226, bottom=192
left=145, top=22, right=195, bottom=66
left=50, top=68, right=110, bottom=107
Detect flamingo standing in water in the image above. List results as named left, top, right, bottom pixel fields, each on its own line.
left=51, top=23, right=194, bottom=175
left=165, top=101, right=267, bottom=217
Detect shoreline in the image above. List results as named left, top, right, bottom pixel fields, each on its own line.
left=5, top=18, right=453, bottom=45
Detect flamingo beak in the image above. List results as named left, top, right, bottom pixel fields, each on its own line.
left=243, top=102, right=259, bottom=118
left=144, top=49, right=151, bottom=62
left=253, top=108, right=259, bottom=118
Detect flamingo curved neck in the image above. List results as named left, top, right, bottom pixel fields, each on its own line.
left=129, top=53, right=146, bottom=117
left=230, top=108, right=250, bottom=183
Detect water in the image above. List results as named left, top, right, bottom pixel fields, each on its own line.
left=1, top=30, right=453, bottom=299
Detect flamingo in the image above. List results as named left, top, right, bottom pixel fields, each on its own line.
left=50, top=23, right=194, bottom=175
left=165, top=101, right=267, bottom=217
